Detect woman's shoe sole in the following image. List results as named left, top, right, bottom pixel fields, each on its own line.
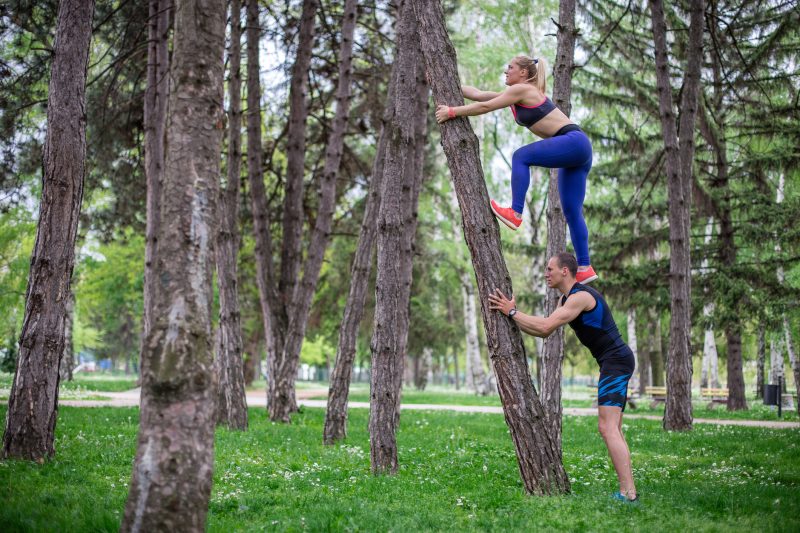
left=490, top=203, right=520, bottom=230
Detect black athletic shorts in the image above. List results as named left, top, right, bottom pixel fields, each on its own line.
left=597, top=348, right=636, bottom=411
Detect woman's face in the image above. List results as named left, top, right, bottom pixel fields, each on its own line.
left=504, top=60, right=528, bottom=86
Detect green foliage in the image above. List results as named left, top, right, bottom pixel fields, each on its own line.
left=0, top=406, right=798, bottom=531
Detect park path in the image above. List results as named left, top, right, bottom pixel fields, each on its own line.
left=54, top=388, right=800, bottom=430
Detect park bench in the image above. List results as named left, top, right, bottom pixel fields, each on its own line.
left=700, top=387, right=729, bottom=409
left=645, top=386, right=667, bottom=408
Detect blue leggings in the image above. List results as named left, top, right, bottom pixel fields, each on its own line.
left=511, top=129, right=593, bottom=266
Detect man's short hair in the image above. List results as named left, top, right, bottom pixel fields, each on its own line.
left=555, top=252, right=578, bottom=277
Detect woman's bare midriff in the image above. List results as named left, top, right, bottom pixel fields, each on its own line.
left=529, top=108, right=574, bottom=138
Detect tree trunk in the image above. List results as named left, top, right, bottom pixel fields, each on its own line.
left=770, top=337, right=784, bottom=386
left=278, top=0, right=357, bottom=424
left=323, top=111, right=389, bottom=445
left=462, top=277, right=491, bottom=395
left=215, top=0, right=248, bottom=430
left=412, top=0, right=569, bottom=495
left=143, top=0, right=172, bottom=342
left=725, top=325, right=746, bottom=410
left=650, top=308, right=664, bottom=387
left=59, top=290, right=75, bottom=382
left=120, top=1, right=225, bottom=530
left=650, top=0, right=704, bottom=431
left=245, top=0, right=278, bottom=414
left=784, top=317, right=800, bottom=415
left=369, top=0, right=426, bottom=473
left=638, top=320, right=651, bottom=397
left=267, top=0, right=320, bottom=422
left=2, top=0, right=95, bottom=462
left=626, top=307, right=639, bottom=394
left=756, top=326, right=765, bottom=399
left=699, top=217, right=718, bottom=389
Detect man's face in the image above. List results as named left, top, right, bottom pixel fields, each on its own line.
left=545, top=257, right=566, bottom=288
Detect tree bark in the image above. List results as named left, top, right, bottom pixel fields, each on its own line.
left=756, top=326, right=765, bottom=399
left=626, top=307, right=639, bottom=393
left=650, top=308, right=664, bottom=387
left=369, top=0, right=427, bottom=473
left=276, top=0, right=357, bottom=423
left=649, top=0, right=704, bottom=431
left=540, top=0, right=577, bottom=451
left=215, top=0, right=248, bottom=430
left=770, top=337, right=784, bottom=386
left=784, top=317, right=800, bottom=415
left=143, top=0, right=172, bottom=341
left=462, top=275, right=492, bottom=395
left=700, top=218, right=719, bottom=389
left=412, top=0, right=569, bottom=495
left=120, top=1, right=225, bottom=529
left=59, top=290, right=75, bottom=382
left=323, top=115, right=389, bottom=445
left=2, top=0, right=95, bottom=462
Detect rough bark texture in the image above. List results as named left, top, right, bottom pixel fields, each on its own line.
left=143, top=0, right=172, bottom=341
left=245, top=0, right=277, bottom=414
left=784, top=317, right=800, bottom=415
left=650, top=0, right=704, bottom=430
left=540, top=0, right=577, bottom=452
left=277, top=0, right=357, bottom=424
left=59, top=290, right=75, bottom=382
left=323, top=120, right=389, bottom=445
left=369, top=0, right=427, bottom=473
left=649, top=308, right=664, bottom=386
left=1, top=0, right=94, bottom=462
left=215, top=0, right=248, bottom=430
left=756, top=326, right=765, bottom=399
left=267, top=0, right=320, bottom=422
left=412, top=0, right=569, bottom=495
left=120, top=1, right=225, bottom=530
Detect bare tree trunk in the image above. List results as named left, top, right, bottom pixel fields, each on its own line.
left=650, top=0, right=704, bottom=430
left=626, top=307, right=639, bottom=393
left=462, top=277, right=491, bottom=395
left=215, top=0, right=248, bottom=430
left=245, top=0, right=277, bottom=414
left=770, top=337, right=784, bottom=386
left=267, top=0, right=320, bottom=422
left=650, top=308, right=664, bottom=387
left=2, top=0, right=95, bottom=462
left=638, top=320, right=651, bottom=397
left=700, top=218, right=719, bottom=389
left=369, top=0, right=426, bottom=473
left=539, top=0, right=577, bottom=451
left=143, top=0, right=172, bottom=341
left=784, top=317, right=800, bottom=415
left=120, top=1, right=225, bottom=530
left=756, top=326, right=766, bottom=399
left=323, top=115, right=389, bottom=445
left=413, top=0, right=569, bottom=495
left=59, top=290, right=75, bottom=382
left=279, top=0, right=357, bottom=424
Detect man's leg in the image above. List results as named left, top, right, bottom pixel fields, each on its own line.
left=598, top=406, right=637, bottom=499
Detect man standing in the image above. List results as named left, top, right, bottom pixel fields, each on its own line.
left=488, top=252, right=638, bottom=502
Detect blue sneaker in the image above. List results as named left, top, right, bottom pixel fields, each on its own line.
left=612, top=492, right=640, bottom=504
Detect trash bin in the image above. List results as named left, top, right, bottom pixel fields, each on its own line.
left=764, top=384, right=780, bottom=406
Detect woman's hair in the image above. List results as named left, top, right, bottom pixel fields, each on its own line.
left=513, top=54, right=547, bottom=94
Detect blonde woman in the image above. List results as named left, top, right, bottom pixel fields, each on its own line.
left=435, top=55, right=597, bottom=284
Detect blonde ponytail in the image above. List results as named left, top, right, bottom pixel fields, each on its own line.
left=513, top=54, right=548, bottom=94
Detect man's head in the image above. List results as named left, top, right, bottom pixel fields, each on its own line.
left=545, top=252, right=578, bottom=288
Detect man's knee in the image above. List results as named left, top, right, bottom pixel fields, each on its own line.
left=598, top=418, right=618, bottom=440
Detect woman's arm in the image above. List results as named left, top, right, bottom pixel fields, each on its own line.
left=436, top=84, right=526, bottom=123
left=462, top=85, right=501, bottom=102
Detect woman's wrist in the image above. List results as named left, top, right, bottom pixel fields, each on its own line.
left=448, top=107, right=456, bottom=119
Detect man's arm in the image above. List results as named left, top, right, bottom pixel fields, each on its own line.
left=487, top=288, right=593, bottom=338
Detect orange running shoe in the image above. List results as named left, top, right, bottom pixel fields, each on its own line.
left=576, top=265, right=598, bottom=284
left=490, top=199, right=522, bottom=230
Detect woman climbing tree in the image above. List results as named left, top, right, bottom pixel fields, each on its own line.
left=435, top=55, right=597, bottom=284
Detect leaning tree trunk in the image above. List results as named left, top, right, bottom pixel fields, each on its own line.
left=59, top=290, right=75, bottom=382
left=323, top=115, right=389, bottom=445
left=650, top=0, right=704, bottom=431
left=215, top=0, right=248, bottom=430
left=120, top=2, right=225, bottom=530
left=245, top=0, right=278, bottom=413
left=278, top=0, right=357, bottom=424
left=369, top=0, right=427, bottom=473
left=539, top=0, right=577, bottom=451
left=143, top=0, right=171, bottom=341
left=1, top=0, right=95, bottom=462
left=412, top=0, right=569, bottom=495
left=756, top=326, right=766, bottom=399
left=268, top=0, right=320, bottom=422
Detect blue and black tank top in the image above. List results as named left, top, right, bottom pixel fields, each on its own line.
left=510, top=96, right=557, bottom=128
left=560, top=283, right=628, bottom=362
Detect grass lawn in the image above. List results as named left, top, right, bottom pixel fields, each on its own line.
left=0, top=372, right=136, bottom=401
left=0, top=406, right=798, bottom=532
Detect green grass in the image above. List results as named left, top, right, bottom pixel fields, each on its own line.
left=0, top=372, right=135, bottom=401
left=1, top=406, right=798, bottom=532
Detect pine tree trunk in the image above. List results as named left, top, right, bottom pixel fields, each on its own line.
left=143, top=0, right=172, bottom=341
left=279, top=0, right=357, bottom=423
left=756, top=326, right=765, bottom=399
left=412, top=0, right=569, bottom=495
left=462, top=276, right=491, bottom=395
left=784, top=317, right=800, bottom=415
left=650, top=0, right=704, bottom=431
left=323, top=113, right=389, bottom=445
left=638, top=323, right=651, bottom=397
left=2, top=0, right=95, bottom=462
left=245, top=0, right=278, bottom=414
left=699, top=218, right=718, bottom=389
left=120, top=1, right=225, bottom=530
left=626, top=307, right=639, bottom=393
left=540, top=0, right=577, bottom=451
left=770, top=337, right=784, bottom=386
left=59, top=290, right=75, bottom=382
left=215, top=0, right=248, bottom=430
left=268, top=0, right=320, bottom=422
left=369, top=0, right=427, bottom=473
left=650, top=308, right=664, bottom=387
left=725, top=326, right=746, bottom=410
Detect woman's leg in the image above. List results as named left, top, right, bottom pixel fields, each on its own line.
left=557, top=161, right=591, bottom=266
